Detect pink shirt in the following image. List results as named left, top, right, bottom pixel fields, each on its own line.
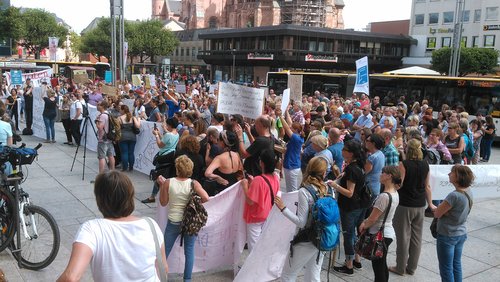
left=243, top=174, right=280, bottom=223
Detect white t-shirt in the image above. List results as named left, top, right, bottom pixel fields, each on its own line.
left=70, top=100, right=84, bottom=120
left=368, top=192, right=399, bottom=239
left=75, top=218, right=164, bottom=282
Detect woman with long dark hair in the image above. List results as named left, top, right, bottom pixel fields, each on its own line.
left=480, top=115, right=496, bottom=162
left=118, top=105, right=140, bottom=171
left=329, top=140, right=367, bottom=275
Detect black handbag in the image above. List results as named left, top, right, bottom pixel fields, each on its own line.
left=430, top=191, right=472, bottom=239
left=355, top=193, right=392, bottom=260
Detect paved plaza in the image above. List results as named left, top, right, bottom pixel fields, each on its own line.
left=1, top=122, right=499, bottom=282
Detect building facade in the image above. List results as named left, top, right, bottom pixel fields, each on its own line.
left=152, top=0, right=345, bottom=30
left=406, top=0, right=500, bottom=66
left=198, top=25, right=415, bottom=83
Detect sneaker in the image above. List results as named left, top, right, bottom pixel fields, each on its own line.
left=333, top=265, right=353, bottom=276
left=141, top=197, right=155, bottom=204
left=353, top=260, right=362, bottom=270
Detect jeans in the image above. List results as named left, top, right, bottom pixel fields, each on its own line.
left=43, top=116, right=55, bottom=140
left=372, top=238, right=393, bottom=282
left=70, top=119, right=82, bottom=146
left=436, top=234, right=467, bottom=282
left=61, top=118, right=72, bottom=143
left=119, top=140, right=136, bottom=170
left=340, top=208, right=366, bottom=261
left=480, top=138, right=493, bottom=161
left=164, top=220, right=196, bottom=282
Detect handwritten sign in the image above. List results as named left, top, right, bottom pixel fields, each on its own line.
left=287, top=74, right=303, bottom=102
left=132, top=74, right=142, bottom=86
left=73, top=70, right=89, bottom=84
left=101, top=85, right=117, bottom=96
left=217, top=82, right=265, bottom=119
left=175, top=84, right=186, bottom=94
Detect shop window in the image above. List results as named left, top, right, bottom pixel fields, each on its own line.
left=441, top=37, right=451, bottom=47
left=426, top=37, right=436, bottom=50
left=484, top=35, right=495, bottom=47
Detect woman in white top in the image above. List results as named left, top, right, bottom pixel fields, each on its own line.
left=159, top=155, right=209, bottom=282
left=57, top=171, right=168, bottom=282
left=359, top=166, right=401, bottom=282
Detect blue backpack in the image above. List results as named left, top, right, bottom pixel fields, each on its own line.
left=463, top=133, right=475, bottom=160
left=290, top=185, right=340, bottom=265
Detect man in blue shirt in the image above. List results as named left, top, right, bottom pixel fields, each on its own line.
left=164, top=90, right=180, bottom=118
left=353, top=106, right=373, bottom=141
left=380, top=128, right=400, bottom=166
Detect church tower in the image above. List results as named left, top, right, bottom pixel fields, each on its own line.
left=152, top=0, right=166, bottom=20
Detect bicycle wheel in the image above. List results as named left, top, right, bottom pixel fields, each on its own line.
left=0, top=186, right=16, bottom=252
left=11, top=205, right=60, bottom=270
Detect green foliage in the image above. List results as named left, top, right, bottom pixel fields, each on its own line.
left=431, top=47, right=499, bottom=76
left=68, top=31, right=82, bottom=55
left=80, top=18, right=178, bottom=63
left=19, top=9, right=68, bottom=58
left=0, top=6, right=24, bottom=41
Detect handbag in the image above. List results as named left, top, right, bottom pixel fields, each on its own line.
left=144, top=217, right=168, bottom=282
left=132, top=119, right=141, bottom=134
left=355, top=192, right=392, bottom=260
left=180, top=180, right=208, bottom=246
left=430, top=190, right=472, bottom=239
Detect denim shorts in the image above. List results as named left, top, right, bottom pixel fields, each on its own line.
left=97, top=141, right=115, bottom=159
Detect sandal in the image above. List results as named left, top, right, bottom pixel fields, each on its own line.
left=141, top=197, right=155, bottom=204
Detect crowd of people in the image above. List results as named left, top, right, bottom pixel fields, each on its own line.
left=1, top=74, right=489, bottom=281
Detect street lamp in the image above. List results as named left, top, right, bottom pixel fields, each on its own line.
left=232, top=49, right=236, bottom=82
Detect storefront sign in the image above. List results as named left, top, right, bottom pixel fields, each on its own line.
left=247, top=53, right=274, bottom=60
left=429, top=27, right=454, bottom=34
left=483, top=24, right=500, bottom=31
left=305, top=54, right=338, bottom=63
left=3, top=62, right=36, bottom=68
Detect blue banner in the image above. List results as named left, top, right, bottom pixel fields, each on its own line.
left=10, top=70, right=23, bottom=85
left=354, top=56, right=369, bottom=95
left=104, top=70, right=112, bottom=84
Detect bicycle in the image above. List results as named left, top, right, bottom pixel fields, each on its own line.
left=0, top=143, right=60, bottom=270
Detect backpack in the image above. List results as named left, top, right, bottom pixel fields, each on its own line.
left=290, top=186, right=341, bottom=263
left=463, top=133, right=475, bottom=160
left=423, top=147, right=441, bottom=165
left=103, top=113, right=121, bottom=142
left=357, top=179, right=373, bottom=209
left=180, top=180, right=208, bottom=245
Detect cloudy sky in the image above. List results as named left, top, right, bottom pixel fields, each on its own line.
left=10, top=0, right=412, bottom=33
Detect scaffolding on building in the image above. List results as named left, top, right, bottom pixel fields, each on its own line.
left=280, top=0, right=326, bottom=28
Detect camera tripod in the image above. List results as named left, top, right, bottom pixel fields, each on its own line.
left=70, top=116, right=97, bottom=180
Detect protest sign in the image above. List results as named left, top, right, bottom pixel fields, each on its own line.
left=144, top=75, right=151, bottom=89
left=287, top=74, right=303, bottom=102
left=217, top=82, right=265, bottom=119
left=281, top=88, right=291, bottom=114
left=175, top=84, right=186, bottom=94
left=354, top=56, right=369, bottom=95
left=10, top=70, right=22, bottom=85
left=104, top=71, right=112, bottom=84
left=132, top=74, right=142, bottom=86
left=101, top=85, right=117, bottom=96
left=73, top=70, right=89, bottom=84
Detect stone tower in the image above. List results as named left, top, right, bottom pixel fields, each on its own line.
left=152, top=0, right=166, bottom=20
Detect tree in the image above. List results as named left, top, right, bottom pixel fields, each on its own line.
left=431, top=47, right=499, bottom=76
left=19, top=9, right=68, bottom=59
left=80, top=18, right=112, bottom=61
left=0, top=6, right=24, bottom=42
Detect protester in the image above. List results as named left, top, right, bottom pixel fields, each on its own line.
left=41, top=89, right=58, bottom=143
left=60, top=94, right=73, bottom=145
left=69, top=91, right=85, bottom=146
left=359, top=166, right=401, bottom=282
left=242, top=149, right=280, bottom=252
left=118, top=105, right=140, bottom=171
left=390, top=138, right=436, bottom=276
left=6, top=88, right=19, bottom=131
left=480, top=115, right=496, bottom=162
left=280, top=108, right=304, bottom=191
left=469, top=119, right=483, bottom=164
left=204, top=130, right=242, bottom=196
left=174, top=135, right=203, bottom=182
left=444, top=122, right=464, bottom=164
left=364, top=133, right=386, bottom=200
left=95, top=101, right=115, bottom=173
left=434, top=165, right=474, bottom=282
left=142, top=117, right=179, bottom=204
left=329, top=140, right=366, bottom=275
left=159, top=155, right=209, bottom=282
left=0, top=101, right=13, bottom=146
left=56, top=171, right=168, bottom=282
left=275, top=157, right=330, bottom=281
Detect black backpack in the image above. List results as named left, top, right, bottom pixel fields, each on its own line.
left=79, top=101, right=89, bottom=117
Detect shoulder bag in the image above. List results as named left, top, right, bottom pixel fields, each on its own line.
left=180, top=180, right=208, bottom=245
left=355, top=192, right=392, bottom=260
left=144, top=217, right=168, bottom=282
left=430, top=190, right=472, bottom=238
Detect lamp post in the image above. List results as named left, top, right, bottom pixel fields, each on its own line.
left=232, top=49, right=236, bottom=82
left=449, top=0, right=465, bottom=77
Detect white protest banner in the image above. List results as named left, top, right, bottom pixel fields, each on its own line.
left=156, top=182, right=247, bottom=274
left=32, top=88, right=46, bottom=139
left=429, top=165, right=500, bottom=200
left=354, top=56, right=369, bottom=95
left=4, top=69, right=53, bottom=86
left=281, top=88, right=291, bottom=114
left=287, top=74, right=303, bottom=102
left=217, top=82, right=265, bottom=119
left=175, top=84, right=186, bottom=94
left=132, top=121, right=162, bottom=175
left=149, top=75, right=156, bottom=87
left=234, top=191, right=299, bottom=282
